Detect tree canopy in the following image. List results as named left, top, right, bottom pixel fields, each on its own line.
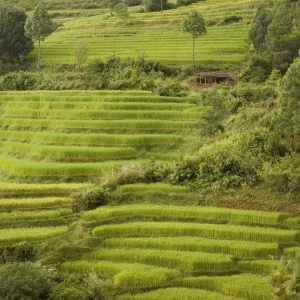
left=0, top=5, right=33, bottom=64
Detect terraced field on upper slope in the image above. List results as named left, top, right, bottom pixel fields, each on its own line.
left=61, top=183, right=300, bottom=300
left=0, top=90, right=201, bottom=181
left=30, top=0, right=262, bottom=66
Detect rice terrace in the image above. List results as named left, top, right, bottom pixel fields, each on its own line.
left=0, top=0, right=299, bottom=299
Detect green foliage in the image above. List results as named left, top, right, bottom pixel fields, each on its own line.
left=3, top=242, right=37, bottom=263
left=72, top=186, right=110, bottom=212
left=277, top=55, right=300, bottom=150
left=49, top=282, right=89, bottom=300
left=261, top=153, right=300, bottom=193
left=266, top=0, right=300, bottom=72
left=183, top=9, right=206, bottom=39
left=0, top=6, right=33, bottom=64
left=73, top=41, right=89, bottom=72
left=143, top=0, right=169, bottom=12
left=0, top=71, right=37, bottom=90
left=114, top=3, right=130, bottom=24
left=248, top=3, right=271, bottom=52
left=270, top=259, right=300, bottom=300
left=0, top=262, right=52, bottom=300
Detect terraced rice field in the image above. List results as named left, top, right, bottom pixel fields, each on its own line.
left=60, top=184, right=300, bottom=299
left=31, top=0, right=261, bottom=65
left=0, top=90, right=199, bottom=181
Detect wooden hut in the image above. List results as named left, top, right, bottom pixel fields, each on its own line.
left=195, top=72, right=231, bottom=85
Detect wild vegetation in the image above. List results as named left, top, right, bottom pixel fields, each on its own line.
left=0, top=0, right=299, bottom=299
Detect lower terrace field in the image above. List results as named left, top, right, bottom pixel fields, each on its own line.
left=60, top=184, right=300, bottom=299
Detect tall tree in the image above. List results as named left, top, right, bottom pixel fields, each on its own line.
left=25, top=2, right=56, bottom=72
left=143, top=0, right=168, bottom=12
left=183, top=10, right=206, bottom=73
left=266, top=0, right=299, bottom=72
left=248, top=3, right=271, bottom=52
left=0, top=5, right=33, bottom=64
left=277, top=55, right=300, bottom=150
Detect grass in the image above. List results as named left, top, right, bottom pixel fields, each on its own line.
left=84, top=248, right=234, bottom=272
left=2, top=108, right=201, bottom=121
left=61, top=260, right=181, bottom=288
left=119, top=288, right=243, bottom=300
left=0, top=197, right=72, bottom=210
left=2, top=101, right=196, bottom=111
left=0, top=118, right=193, bottom=134
left=0, top=182, right=86, bottom=197
left=0, top=131, right=183, bottom=147
left=1, top=142, right=138, bottom=162
left=0, top=209, right=72, bottom=221
left=84, top=204, right=291, bottom=225
left=92, top=222, right=299, bottom=243
left=237, top=260, right=280, bottom=275
left=0, top=155, right=151, bottom=180
left=103, top=237, right=278, bottom=258
left=0, top=226, right=68, bottom=244
left=283, top=218, right=300, bottom=229
left=116, top=184, right=191, bottom=194
left=178, top=273, right=273, bottom=300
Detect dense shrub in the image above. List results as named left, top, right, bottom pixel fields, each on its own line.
left=0, top=262, right=52, bottom=300
left=3, top=242, right=37, bottom=263
left=0, top=71, right=37, bottom=90
left=261, top=153, right=300, bottom=193
left=49, top=282, right=89, bottom=300
left=72, top=186, right=110, bottom=212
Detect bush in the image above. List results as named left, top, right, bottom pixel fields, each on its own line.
left=0, top=71, right=37, bottom=90
left=221, top=16, right=242, bottom=25
left=261, top=153, right=300, bottom=193
left=144, top=157, right=173, bottom=182
left=49, top=282, right=89, bottom=300
left=3, top=242, right=37, bottom=263
left=154, top=78, right=188, bottom=97
left=0, top=262, right=52, bottom=300
left=72, top=186, right=110, bottom=212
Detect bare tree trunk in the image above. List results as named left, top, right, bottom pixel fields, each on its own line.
left=192, top=37, right=195, bottom=83
left=161, top=0, right=163, bottom=14
left=38, top=36, right=41, bottom=73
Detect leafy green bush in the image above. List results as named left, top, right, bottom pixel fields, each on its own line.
left=49, top=282, right=89, bottom=300
left=72, top=186, right=110, bottom=212
left=0, top=71, right=37, bottom=90
left=0, top=262, right=52, bottom=300
left=3, top=242, right=37, bottom=263
left=261, top=153, right=300, bottom=193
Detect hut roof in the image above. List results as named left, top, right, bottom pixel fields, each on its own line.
left=196, top=72, right=230, bottom=78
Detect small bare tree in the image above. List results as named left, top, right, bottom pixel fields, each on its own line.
left=73, top=41, right=89, bottom=71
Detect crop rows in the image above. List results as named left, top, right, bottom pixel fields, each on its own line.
left=119, top=288, right=243, bottom=300
left=92, top=222, right=299, bottom=243
left=84, top=204, right=291, bottom=225
left=116, top=184, right=191, bottom=194
left=0, top=226, right=68, bottom=244
left=0, top=118, right=193, bottom=134
left=178, top=273, right=272, bottom=300
left=103, top=237, right=278, bottom=258
left=0, top=197, right=72, bottom=210
left=1, top=142, right=137, bottom=162
left=61, top=260, right=181, bottom=287
left=2, top=108, right=201, bottom=121
left=84, top=248, right=234, bottom=272
left=237, top=260, right=280, bottom=275
left=0, top=209, right=72, bottom=221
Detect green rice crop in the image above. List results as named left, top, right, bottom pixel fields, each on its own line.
left=283, top=218, right=300, bottom=229
left=237, top=260, right=280, bottom=274
left=2, top=101, right=195, bottom=111
left=0, top=118, right=192, bottom=134
left=61, top=260, right=181, bottom=288
left=0, top=155, right=150, bottom=180
left=92, top=222, right=299, bottom=243
left=0, top=131, right=183, bottom=147
left=2, top=108, right=201, bottom=121
left=0, top=209, right=72, bottom=221
left=84, top=204, right=290, bottom=226
left=84, top=248, right=234, bottom=272
left=179, top=273, right=272, bottom=300
left=0, top=197, right=72, bottom=210
left=283, top=247, right=300, bottom=258
left=1, top=142, right=137, bottom=162
left=118, top=288, right=243, bottom=300
left=0, top=182, right=87, bottom=197
left=103, top=237, right=278, bottom=258
left=0, top=226, right=68, bottom=244
left=116, top=184, right=191, bottom=194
